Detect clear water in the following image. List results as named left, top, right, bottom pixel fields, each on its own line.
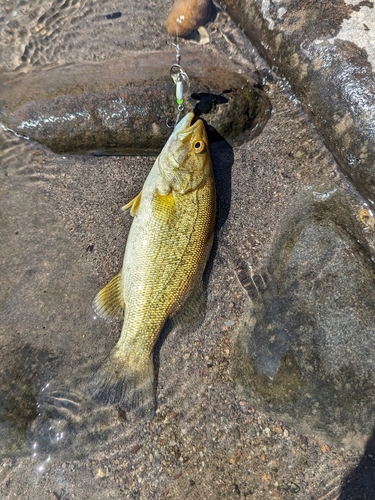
left=0, top=127, right=118, bottom=461
left=0, top=1, right=366, bottom=498
left=0, top=0, right=172, bottom=465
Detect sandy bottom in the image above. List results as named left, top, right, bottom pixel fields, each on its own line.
left=0, top=0, right=372, bottom=498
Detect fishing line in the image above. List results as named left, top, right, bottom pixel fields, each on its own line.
left=166, top=26, right=190, bottom=128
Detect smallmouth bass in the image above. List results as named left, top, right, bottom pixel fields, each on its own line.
left=87, top=112, right=216, bottom=415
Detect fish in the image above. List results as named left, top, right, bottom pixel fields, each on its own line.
left=87, top=112, right=216, bottom=415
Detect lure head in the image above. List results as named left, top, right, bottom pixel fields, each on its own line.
left=159, top=112, right=212, bottom=194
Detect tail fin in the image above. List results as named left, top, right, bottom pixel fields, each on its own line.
left=87, top=346, right=155, bottom=417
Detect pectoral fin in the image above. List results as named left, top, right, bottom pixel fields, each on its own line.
left=93, top=271, right=125, bottom=320
left=122, top=191, right=142, bottom=217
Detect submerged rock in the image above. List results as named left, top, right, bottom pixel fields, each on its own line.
left=232, top=182, right=375, bottom=449
left=0, top=48, right=269, bottom=154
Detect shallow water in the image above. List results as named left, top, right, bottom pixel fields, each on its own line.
left=0, top=0, right=171, bottom=71
left=0, top=102, right=234, bottom=463
left=0, top=82, right=347, bottom=498
left=1, top=1, right=374, bottom=498
left=0, top=128, right=117, bottom=460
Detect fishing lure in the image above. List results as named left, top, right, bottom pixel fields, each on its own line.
left=167, top=42, right=190, bottom=127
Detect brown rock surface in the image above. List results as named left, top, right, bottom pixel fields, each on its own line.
left=166, top=0, right=214, bottom=37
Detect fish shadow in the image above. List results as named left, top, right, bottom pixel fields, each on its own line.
left=153, top=124, right=234, bottom=404
left=338, top=427, right=375, bottom=499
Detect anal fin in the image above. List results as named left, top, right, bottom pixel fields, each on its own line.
left=93, top=271, right=125, bottom=320
left=122, top=190, right=142, bottom=217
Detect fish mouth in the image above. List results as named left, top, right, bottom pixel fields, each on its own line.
left=174, top=112, right=204, bottom=136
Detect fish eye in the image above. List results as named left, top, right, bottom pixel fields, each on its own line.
left=193, top=141, right=205, bottom=153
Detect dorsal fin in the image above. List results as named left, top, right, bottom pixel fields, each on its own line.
left=93, top=271, right=125, bottom=320
left=122, top=190, right=142, bottom=217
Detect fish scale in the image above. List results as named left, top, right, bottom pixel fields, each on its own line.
left=87, top=112, right=216, bottom=415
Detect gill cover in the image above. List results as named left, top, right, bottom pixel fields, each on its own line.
left=157, top=112, right=210, bottom=194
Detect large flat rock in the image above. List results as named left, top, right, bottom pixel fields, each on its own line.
left=0, top=48, right=269, bottom=153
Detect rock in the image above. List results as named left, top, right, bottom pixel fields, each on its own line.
left=0, top=48, right=269, bottom=154
left=221, top=0, right=375, bottom=203
left=165, top=0, right=214, bottom=37
left=232, top=182, right=375, bottom=449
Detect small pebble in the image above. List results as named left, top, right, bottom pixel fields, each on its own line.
left=272, top=426, right=283, bottom=435
left=131, top=444, right=141, bottom=454
left=96, top=468, right=105, bottom=478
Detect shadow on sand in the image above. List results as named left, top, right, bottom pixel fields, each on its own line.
left=339, top=428, right=375, bottom=499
